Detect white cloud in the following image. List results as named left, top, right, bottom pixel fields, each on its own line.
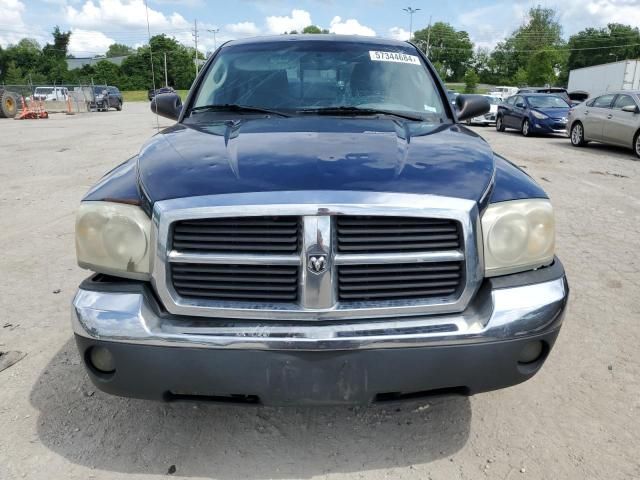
left=66, top=0, right=190, bottom=30
left=0, top=0, right=45, bottom=47
left=558, top=0, right=640, bottom=35
left=226, top=21, right=260, bottom=36
left=265, top=9, right=312, bottom=34
left=329, top=16, right=376, bottom=36
left=388, top=26, right=410, bottom=41
left=68, top=28, right=115, bottom=56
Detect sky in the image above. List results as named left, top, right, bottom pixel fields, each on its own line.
left=1, top=0, right=640, bottom=57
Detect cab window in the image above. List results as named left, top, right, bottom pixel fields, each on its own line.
left=592, top=94, right=615, bottom=109
left=612, top=94, right=636, bottom=110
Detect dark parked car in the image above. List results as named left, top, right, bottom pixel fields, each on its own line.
left=89, top=86, right=123, bottom=111
left=148, top=86, right=175, bottom=101
left=496, top=93, right=571, bottom=136
left=72, top=35, right=568, bottom=406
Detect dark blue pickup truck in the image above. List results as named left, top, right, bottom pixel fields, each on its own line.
left=72, top=35, right=568, bottom=406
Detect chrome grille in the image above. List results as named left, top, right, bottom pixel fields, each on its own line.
left=172, top=216, right=300, bottom=254
left=336, top=216, right=461, bottom=253
left=153, top=192, right=481, bottom=321
left=171, top=263, right=299, bottom=302
left=337, top=262, right=464, bottom=301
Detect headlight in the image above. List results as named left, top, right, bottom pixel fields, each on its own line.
left=76, top=202, right=151, bottom=279
left=531, top=110, right=548, bottom=120
left=482, top=199, right=555, bottom=277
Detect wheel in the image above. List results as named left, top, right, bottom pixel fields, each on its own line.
left=570, top=122, right=588, bottom=147
left=521, top=119, right=531, bottom=137
left=116, top=101, right=122, bottom=111
left=495, top=115, right=505, bottom=132
left=634, top=130, right=640, bottom=159
left=0, top=90, right=18, bottom=118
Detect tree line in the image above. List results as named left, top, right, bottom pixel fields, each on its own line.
left=0, top=31, right=202, bottom=90
left=1, top=6, right=639, bottom=91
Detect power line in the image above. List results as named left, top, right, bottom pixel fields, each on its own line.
left=428, top=42, right=640, bottom=53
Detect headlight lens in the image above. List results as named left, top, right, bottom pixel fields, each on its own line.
left=482, top=199, right=555, bottom=277
left=76, top=202, right=151, bottom=279
left=531, top=110, right=548, bottom=120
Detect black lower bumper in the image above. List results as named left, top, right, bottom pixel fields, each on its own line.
left=76, top=328, right=560, bottom=406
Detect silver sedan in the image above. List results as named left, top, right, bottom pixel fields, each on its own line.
left=568, top=90, right=640, bottom=158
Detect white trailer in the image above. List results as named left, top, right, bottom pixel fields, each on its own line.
left=568, top=60, right=640, bottom=96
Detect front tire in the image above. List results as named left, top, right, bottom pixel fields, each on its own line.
left=570, top=122, right=587, bottom=147
left=634, top=130, right=640, bottom=159
left=521, top=119, right=531, bottom=137
left=496, top=115, right=505, bottom=132
left=116, top=101, right=122, bottom=111
left=0, top=91, right=18, bottom=118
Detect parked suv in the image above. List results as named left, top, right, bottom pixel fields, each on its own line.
left=72, top=35, right=568, bottom=406
left=568, top=90, right=640, bottom=158
left=89, top=86, right=123, bottom=111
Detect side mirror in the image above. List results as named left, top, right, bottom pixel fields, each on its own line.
left=151, top=93, right=182, bottom=121
left=621, top=104, right=639, bottom=113
left=515, top=102, right=526, bottom=108
left=456, top=94, right=490, bottom=122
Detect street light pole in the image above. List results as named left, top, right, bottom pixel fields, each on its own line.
left=207, top=28, right=220, bottom=51
left=164, top=52, right=168, bottom=87
left=402, top=6, right=421, bottom=39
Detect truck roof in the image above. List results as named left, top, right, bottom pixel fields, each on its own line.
left=224, top=34, right=410, bottom=48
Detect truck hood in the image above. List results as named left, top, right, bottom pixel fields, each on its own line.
left=137, top=117, right=495, bottom=203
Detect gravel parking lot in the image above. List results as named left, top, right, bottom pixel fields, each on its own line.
left=1, top=103, right=639, bottom=480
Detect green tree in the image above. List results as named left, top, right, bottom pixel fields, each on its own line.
left=106, top=43, right=134, bottom=57
left=566, top=24, right=640, bottom=71
left=490, top=6, right=566, bottom=86
left=3, top=61, right=24, bottom=84
left=93, top=60, right=122, bottom=86
left=413, top=22, right=473, bottom=81
left=513, top=67, right=529, bottom=87
left=302, top=25, right=322, bottom=34
left=120, top=35, right=197, bottom=90
left=42, top=26, right=71, bottom=58
left=431, top=61, right=448, bottom=80
left=464, top=69, right=478, bottom=93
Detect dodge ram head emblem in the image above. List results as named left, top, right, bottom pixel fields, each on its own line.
left=308, top=254, right=328, bottom=274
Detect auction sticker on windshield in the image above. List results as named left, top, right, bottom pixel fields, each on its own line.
left=369, top=51, right=421, bottom=65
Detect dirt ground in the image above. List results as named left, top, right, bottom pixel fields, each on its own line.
left=1, top=103, right=639, bottom=480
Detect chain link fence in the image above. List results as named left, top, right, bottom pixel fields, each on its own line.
left=0, top=84, right=112, bottom=115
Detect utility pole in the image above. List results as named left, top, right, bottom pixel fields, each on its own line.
left=402, top=6, right=421, bottom=39
left=192, top=19, right=199, bottom=77
left=207, top=28, right=220, bottom=51
left=426, top=15, right=433, bottom=57
left=163, top=52, right=168, bottom=87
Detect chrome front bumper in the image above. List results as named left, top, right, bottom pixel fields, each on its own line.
left=72, top=274, right=568, bottom=352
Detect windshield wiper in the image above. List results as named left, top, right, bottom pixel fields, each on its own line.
left=190, top=104, right=290, bottom=117
left=297, top=106, right=425, bottom=122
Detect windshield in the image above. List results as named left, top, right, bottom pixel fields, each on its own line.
left=484, top=96, right=501, bottom=105
left=93, top=86, right=108, bottom=94
left=526, top=95, right=569, bottom=109
left=192, top=40, right=446, bottom=121
left=35, top=88, right=53, bottom=94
